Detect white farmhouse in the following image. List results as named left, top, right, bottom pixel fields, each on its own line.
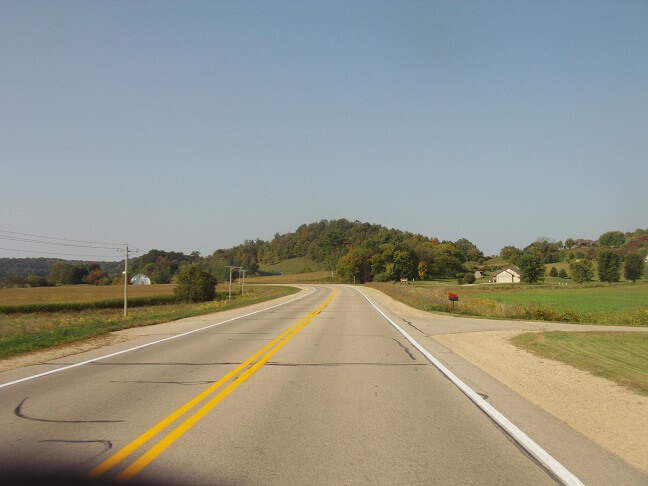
left=492, top=267, right=521, bottom=283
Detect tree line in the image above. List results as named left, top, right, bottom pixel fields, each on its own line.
left=1, top=222, right=645, bottom=288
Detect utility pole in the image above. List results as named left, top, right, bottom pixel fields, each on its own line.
left=226, top=266, right=237, bottom=300
left=240, top=268, right=246, bottom=295
left=123, top=245, right=129, bottom=316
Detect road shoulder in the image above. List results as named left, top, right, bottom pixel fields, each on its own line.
left=360, top=286, right=648, bottom=481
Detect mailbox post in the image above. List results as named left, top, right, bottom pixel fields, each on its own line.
left=448, top=292, right=459, bottom=311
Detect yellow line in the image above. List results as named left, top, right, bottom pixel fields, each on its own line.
left=87, top=289, right=336, bottom=480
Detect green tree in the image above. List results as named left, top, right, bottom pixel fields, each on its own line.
left=549, top=266, right=558, bottom=277
left=174, top=263, right=217, bottom=302
left=597, top=250, right=622, bottom=283
left=336, top=248, right=371, bottom=283
left=49, top=262, right=87, bottom=285
left=564, top=238, right=575, bottom=249
left=558, top=268, right=568, bottom=279
left=623, top=253, right=645, bottom=283
left=598, top=231, right=626, bottom=247
left=151, top=266, right=172, bottom=284
left=500, top=246, right=522, bottom=263
left=392, top=249, right=414, bottom=280
left=454, top=238, right=484, bottom=262
left=569, top=259, right=593, bottom=283
left=517, top=253, right=545, bottom=283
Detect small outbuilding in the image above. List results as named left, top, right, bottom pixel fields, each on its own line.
left=130, top=274, right=151, bottom=285
left=492, top=267, right=521, bottom=284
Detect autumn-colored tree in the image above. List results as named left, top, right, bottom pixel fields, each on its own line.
left=417, top=261, right=428, bottom=280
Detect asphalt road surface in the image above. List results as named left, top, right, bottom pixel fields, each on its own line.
left=0, top=285, right=602, bottom=484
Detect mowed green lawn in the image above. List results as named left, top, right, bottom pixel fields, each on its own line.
left=476, top=285, right=648, bottom=313
left=511, top=331, right=648, bottom=396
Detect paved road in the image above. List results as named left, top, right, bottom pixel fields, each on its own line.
left=0, top=285, right=591, bottom=484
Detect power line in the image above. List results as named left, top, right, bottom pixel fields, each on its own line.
left=0, top=229, right=123, bottom=247
left=0, top=247, right=123, bottom=259
left=0, top=235, right=122, bottom=250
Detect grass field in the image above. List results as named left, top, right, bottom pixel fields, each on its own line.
left=366, top=282, right=648, bottom=326
left=511, top=331, right=648, bottom=396
left=475, top=285, right=647, bottom=313
left=245, top=271, right=333, bottom=284
left=0, top=284, right=174, bottom=305
left=258, top=257, right=324, bottom=275
left=0, top=285, right=297, bottom=358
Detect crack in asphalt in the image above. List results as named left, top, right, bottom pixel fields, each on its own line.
left=40, top=439, right=113, bottom=464
left=109, top=380, right=217, bottom=385
left=40, top=439, right=113, bottom=451
left=15, top=398, right=123, bottom=424
left=390, top=338, right=417, bottom=360
left=401, top=318, right=425, bottom=334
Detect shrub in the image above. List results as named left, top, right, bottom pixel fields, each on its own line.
left=549, top=267, right=558, bottom=277
left=558, top=269, right=568, bottom=278
left=174, top=263, right=217, bottom=302
left=463, top=273, right=476, bottom=284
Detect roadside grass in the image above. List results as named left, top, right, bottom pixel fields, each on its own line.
left=0, top=284, right=175, bottom=305
left=0, top=285, right=297, bottom=359
left=245, top=271, right=334, bottom=284
left=510, top=331, right=648, bottom=396
left=365, top=282, right=648, bottom=326
left=258, top=257, right=324, bottom=275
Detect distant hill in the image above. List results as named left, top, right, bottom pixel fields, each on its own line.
left=0, top=257, right=122, bottom=278
left=205, top=218, right=480, bottom=283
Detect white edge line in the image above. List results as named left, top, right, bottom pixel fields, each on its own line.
left=0, top=287, right=317, bottom=390
left=356, top=288, right=585, bottom=486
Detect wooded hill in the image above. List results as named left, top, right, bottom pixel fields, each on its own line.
left=203, top=219, right=483, bottom=283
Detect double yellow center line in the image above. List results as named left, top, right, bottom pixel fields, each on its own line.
left=87, top=288, right=337, bottom=482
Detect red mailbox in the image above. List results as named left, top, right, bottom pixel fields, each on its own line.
left=448, top=292, right=458, bottom=311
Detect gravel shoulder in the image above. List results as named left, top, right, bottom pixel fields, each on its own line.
left=361, top=286, right=648, bottom=475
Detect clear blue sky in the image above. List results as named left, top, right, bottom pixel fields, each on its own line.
left=1, top=0, right=646, bottom=260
